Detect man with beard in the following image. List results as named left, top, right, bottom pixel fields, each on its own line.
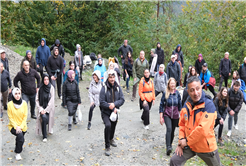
left=117, top=40, right=133, bottom=65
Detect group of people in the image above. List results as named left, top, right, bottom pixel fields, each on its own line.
left=0, top=38, right=245, bottom=166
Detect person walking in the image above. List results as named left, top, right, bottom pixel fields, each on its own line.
left=131, top=51, right=149, bottom=101
left=103, top=61, right=119, bottom=85
left=139, top=69, right=155, bottom=130
left=117, top=40, right=133, bottom=65
left=0, top=49, right=9, bottom=72
left=214, top=87, right=229, bottom=145
left=0, top=62, right=12, bottom=117
left=195, top=54, right=205, bottom=75
left=238, top=57, right=246, bottom=84
left=167, top=55, right=181, bottom=87
left=227, top=80, right=243, bottom=137
left=99, top=71, right=125, bottom=156
left=124, top=51, right=134, bottom=93
left=172, top=44, right=184, bottom=68
left=170, top=76, right=221, bottom=166
left=14, top=60, right=40, bottom=119
left=64, top=61, right=79, bottom=84
left=36, top=74, right=55, bottom=142
left=7, top=88, right=28, bottom=161
left=200, top=63, right=217, bottom=99
left=94, top=58, right=107, bottom=82
left=149, top=48, right=158, bottom=77
left=36, top=38, right=51, bottom=78
left=74, top=44, right=84, bottom=81
left=159, top=77, right=182, bottom=155
left=50, top=39, right=65, bottom=58
left=46, top=46, right=64, bottom=99
left=87, top=70, right=102, bottom=130
left=155, top=42, right=165, bottom=70
left=20, top=50, right=37, bottom=70
left=154, top=64, right=168, bottom=97
left=219, top=52, right=231, bottom=90
left=63, top=70, right=81, bottom=131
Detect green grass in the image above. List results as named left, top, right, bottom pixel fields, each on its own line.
left=7, top=45, right=34, bottom=57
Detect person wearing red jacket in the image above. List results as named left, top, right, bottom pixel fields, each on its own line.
left=170, top=76, right=221, bottom=166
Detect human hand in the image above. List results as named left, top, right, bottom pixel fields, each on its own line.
left=16, top=126, right=22, bottom=134
left=143, top=100, right=148, bottom=106
left=153, top=100, right=155, bottom=106
left=36, top=88, right=39, bottom=93
left=109, top=103, right=115, bottom=110
left=219, top=118, right=224, bottom=125
left=114, top=109, right=117, bottom=114
left=175, top=146, right=183, bottom=157
left=90, top=102, right=94, bottom=106
left=220, top=75, right=221, bottom=77
left=37, top=65, right=40, bottom=68
left=9, top=88, right=12, bottom=93
left=160, top=117, right=164, bottom=125
left=180, top=139, right=187, bottom=149
left=41, top=110, right=45, bottom=115
left=229, top=110, right=235, bottom=116
left=229, top=73, right=231, bottom=76
left=134, top=78, right=137, bottom=82
left=121, top=55, right=123, bottom=58
left=51, top=76, right=56, bottom=80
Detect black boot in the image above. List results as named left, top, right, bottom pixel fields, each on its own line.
left=31, top=114, right=37, bottom=119
left=166, top=146, right=172, bottom=156
left=73, top=118, right=77, bottom=124
left=87, top=122, right=91, bottom=130
left=68, top=124, right=72, bottom=131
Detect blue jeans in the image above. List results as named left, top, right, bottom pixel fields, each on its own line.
left=228, top=111, right=239, bottom=130
left=126, top=75, right=130, bottom=89
left=22, top=93, right=36, bottom=115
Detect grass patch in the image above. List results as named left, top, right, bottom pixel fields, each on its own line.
left=7, top=45, right=35, bottom=57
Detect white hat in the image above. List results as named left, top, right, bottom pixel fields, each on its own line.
left=0, top=50, right=5, bottom=54
left=171, top=55, right=176, bottom=59
left=225, top=52, right=229, bottom=55
left=110, top=112, right=117, bottom=122
left=244, top=57, right=246, bottom=61
left=108, top=70, right=115, bottom=76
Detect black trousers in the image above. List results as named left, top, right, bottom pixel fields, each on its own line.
left=214, top=118, right=224, bottom=139
left=38, top=64, right=47, bottom=78
left=88, top=105, right=96, bottom=122
left=164, top=116, right=179, bottom=148
left=22, top=93, right=36, bottom=116
left=219, top=75, right=229, bottom=91
left=140, top=99, right=153, bottom=126
left=102, top=113, right=117, bottom=148
left=10, top=128, right=26, bottom=153
left=203, top=85, right=216, bottom=98
left=51, top=74, right=62, bottom=97
left=41, top=113, right=49, bottom=139
left=79, top=66, right=83, bottom=79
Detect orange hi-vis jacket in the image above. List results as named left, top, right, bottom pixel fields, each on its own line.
left=138, top=77, right=155, bottom=102
left=179, top=91, right=218, bottom=153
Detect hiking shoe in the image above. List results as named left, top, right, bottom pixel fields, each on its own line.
left=15, top=153, right=22, bottom=161
left=144, top=125, right=149, bottom=130
left=235, top=124, right=238, bottom=130
left=87, top=122, right=91, bottom=130
left=227, top=130, right=231, bottom=137
left=31, top=114, right=37, bottom=119
left=105, top=148, right=111, bottom=156
left=110, top=139, right=117, bottom=147
left=43, top=138, right=47, bottom=143
left=166, top=146, right=172, bottom=156
left=68, top=124, right=72, bottom=131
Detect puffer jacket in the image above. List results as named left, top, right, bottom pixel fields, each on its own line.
left=228, top=87, right=243, bottom=113
left=213, top=97, right=228, bottom=120
left=154, top=72, right=167, bottom=93
left=179, top=91, right=217, bottom=153
left=99, top=80, right=125, bottom=116
left=62, top=78, right=81, bottom=106
left=138, top=77, right=155, bottom=102
left=89, top=70, right=102, bottom=106
left=159, top=90, right=182, bottom=119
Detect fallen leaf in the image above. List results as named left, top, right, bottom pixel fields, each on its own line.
left=152, top=157, right=156, bottom=160
left=235, top=158, right=237, bottom=161
left=6, top=141, right=10, bottom=143
left=116, top=137, right=120, bottom=140
left=66, top=141, right=71, bottom=143
left=55, top=159, right=59, bottom=161
left=8, top=158, right=12, bottom=160
left=10, top=150, right=13, bottom=152
left=28, top=142, right=32, bottom=146
left=80, top=157, right=84, bottom=161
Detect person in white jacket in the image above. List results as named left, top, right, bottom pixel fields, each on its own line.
left=103, top=61, right=119, bottom=85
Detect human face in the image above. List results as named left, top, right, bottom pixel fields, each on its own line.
left=23, top=61, right=30, bottom=72
left=41, top=40, right=45, bottom=46
left=44, top=76, right=49, bottom=85
left=108, top=75, right=115, bottom=85
left=98, top=59, right=102, bottom=65
left=70, top=63, right=75, bottom=70
left=144, top=70, right=150, bottom=78
left=0, top=63, right=3, bottom=73
left=171, top=57, right=175, bottom=63
left=222, top=88, right=228, bottom=97
left=128, top=52, right=132, bottom=58
left=72, top=73, right=75, bottom=80
left=188, top=66, right=192, bottom=72
left=140, top=51, right=145, bottom=60
left=124, top=41, right=127, bottom=46
left=78, top=47, right=81, bottom=52
left=54, top=49, right=59, bottom=56
left=188, top=81, right=202, bottom=103
left=27, top=52, right=32, bottom=59
left=159, top=66, right=164, bottom=72
left=109, top=64, right=114, bottom=70
left=151, top=51, right=154, bottom=55
left=157, top=43, right=160, bottom=48
left=1, top=52, right=6, bottom=60
left=56, top=43, right=60, bottom=47
left=93, top=74, right=99, bottom=82
left=244, top=59, right=246, bottom=64
left=198, top=56, right=202, bottom=61
left=233, top=85, right=240, bottom=92
left=14, top=90, right=21, bottom=101
left=233, top=72, right=237, bottom=79
left=177, top=46, right=181, bottom=52
left=202, top=66, right=207, bottom=71
left=225, top=53, right=229, bottom=59
left=169, top=80, right=176, bottom=90
left=191, top=68, right=196, bottom=76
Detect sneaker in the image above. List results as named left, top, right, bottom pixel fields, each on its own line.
left=166, top=146, right=172, bottom=156
left=144, top=125, right=149, bottom=130
left=105, top=148, right=111, bottom=156
left=87, top=122, right=91, bottom=130
left=49, top=128, right=53, bottom=134
left=68, top=124, right=72, bottom=131
left=31, top=114, right=37, bottom=119
left=15, top=153, right=22, bottom=161
left=227, top=130, right=232, bottom=137
left=43, top=138, right=47, bottom=143
left=235, top=124, right=238, bottom=130
left=110, top=139, right=117, bottom=147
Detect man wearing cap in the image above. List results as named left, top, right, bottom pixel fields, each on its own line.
left=239, top=57, right=246, bottom=84
left=99, top=70, right=125, bottom=156
left=20, top=50, right=37, bottom=70
left=117, top=40, right=133, bottom=65
left=200, top=63, right=217, bottom=99
left=218, top=52, right=231, bottom=90
left=0, top=49, right=9, bottom=72
left=167, top=55, right=181, bottom=86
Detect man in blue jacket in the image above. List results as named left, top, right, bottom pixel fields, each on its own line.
left=36, top=38, right=51, bottom=77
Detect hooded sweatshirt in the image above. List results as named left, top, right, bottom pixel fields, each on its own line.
left=89, top=70, right=102, bottom=106
left=155, top=42, right=165, bottom=65
left=36, top=38, right=51, bottom=66
left=172, top=44, right=184, bottom=67
left=46, top=48, right=64, bottom=78
left=74, top=44, right=83, bottom=67
left=50, top=39, right=65, bottom=58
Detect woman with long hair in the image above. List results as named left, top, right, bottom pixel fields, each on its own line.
left=231, top=71, right=240, bottom=88
left=214, top=87, right=229, bottom=145
left=124, top=51, right=134, bottom=93
left=159, top=77, right=182, bottom=156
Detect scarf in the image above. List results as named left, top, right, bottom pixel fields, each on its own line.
left=39, top=74, right=51, bottom=109
left=144, top=76, right=150, bottom=83
left=68, top=70, right=75, bottom=82
left=159, top=71, right=164, bottom=76
left=12, top=87, right=23, bottom=109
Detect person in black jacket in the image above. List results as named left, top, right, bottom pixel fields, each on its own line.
left=20, top=50, right=37, bottom=71
left=46, top=46, right=64, bottom=99
left=0, top=49, right=9, bottom=73
left=214, top=87, right=229, bottom=145
left=124, top=52, right=134, bottom=93
left=62, top=70, right=81, bottom=131
left=227, top=80, right=243, bottom=137
left=0, top=62, right=12, bottom=117
left=14, top=60, right=41, bottom=119
left=172, top=44, right=184, bottom=67
left=195, top=54, right=205, bottom=75
left=183, top=65, right=192, bottom=87
left=99, top=71, right=125, bottom=156
left=50, top=39, right=65, bottom=58
left=117, top=40, right=133, bottom=65
left=219, top=52, right=231, bottom=91
left=238, top=57, right=246, bottom=84
left=155, top=42, right=165, bottom=71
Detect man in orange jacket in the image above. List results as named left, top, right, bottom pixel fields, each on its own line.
left=170, top=76, right=221, bottom=166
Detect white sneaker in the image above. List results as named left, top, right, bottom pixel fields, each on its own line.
left=15, top=153, right=22, bottom=161
left=227, top=130, right=232, bottom=137
left=49, top=128, right=53, bottom=134
left=144, top=125, right=149, bottom=130
left=43, top=138, right=47, bottom=143
left=235, top=124, right=238, bottom=130
left=60, top=96, right=62, bottom=100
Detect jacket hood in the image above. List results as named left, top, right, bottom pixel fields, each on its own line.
left=41, top=38, right=46, bottom=46
left=157, top=42, right=161, bottom=49
left=55, top=39, right=60, bottom=45
left=108, top=61, right=115, bottom=70
left=92, top=70, right=101, bottom=82
left=176, top=44, right=182, bottom=52
left=76, top=44, right=81, bottom=52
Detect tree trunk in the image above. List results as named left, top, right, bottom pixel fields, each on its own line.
left=157, top=0, right=160, bottom=41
